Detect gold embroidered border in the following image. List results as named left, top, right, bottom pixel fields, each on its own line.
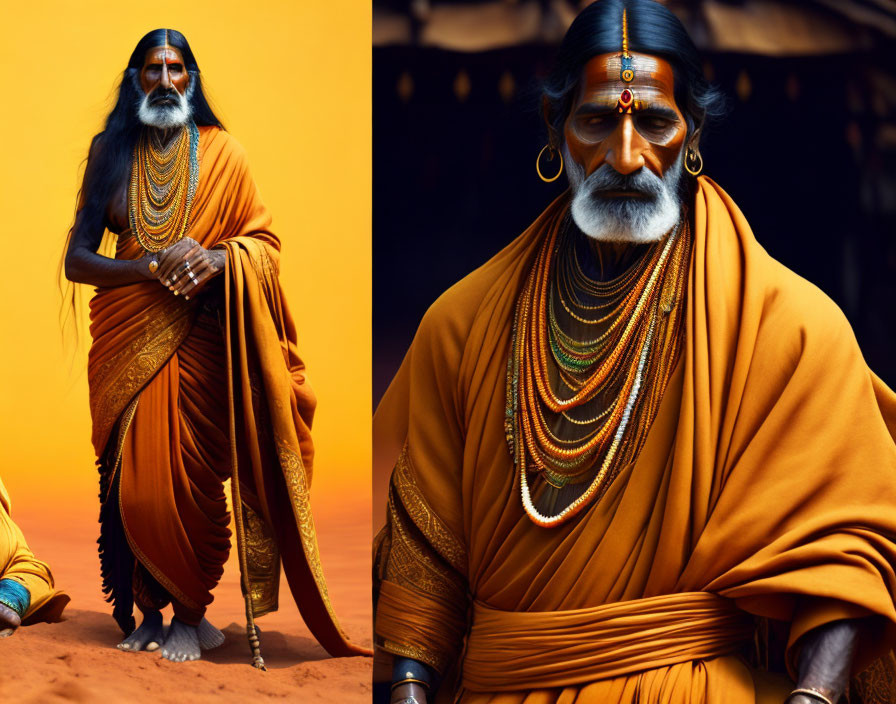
left=243, top=502, right=280, bottom=618
left=385, top=486, right=466, bottom=601
left=381, top=638, right=452, bottom=674
left=100, top=395, right=141, bottom=502
left=91, top=299, right=194, bottom=453
left=274, top=438, right=342, bottom=629
left=392, top=444, right=466, bottom=573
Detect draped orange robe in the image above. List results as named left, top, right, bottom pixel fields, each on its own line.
left=88, top=126, right=364, bottom=656
left=373, top=178, right=896, bottom=702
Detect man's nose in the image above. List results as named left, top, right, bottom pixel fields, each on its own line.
left=160, top=63, right=172, bottom=90
left=602, top=116, right=647, bottom=176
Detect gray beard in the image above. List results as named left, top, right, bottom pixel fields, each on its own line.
left=134, top=75, right=195, bottom=129
left=563, top=144, right=684, bottom=243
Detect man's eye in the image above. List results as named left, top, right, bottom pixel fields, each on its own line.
left=640, top=116, right=672, bottom=130
left=583, top=115, right=610, bottom=127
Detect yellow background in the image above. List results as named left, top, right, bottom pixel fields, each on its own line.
left=0, top=1, right=371, bottom=514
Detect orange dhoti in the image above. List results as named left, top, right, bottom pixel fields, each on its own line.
left=101, top=302, right=230, bottom=625
left=88, top=126, right=365, bottom=655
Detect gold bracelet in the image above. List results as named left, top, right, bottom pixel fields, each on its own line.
left=788, top=687, right=835, bottom=704
left=390, top=678, right=429, bottom=692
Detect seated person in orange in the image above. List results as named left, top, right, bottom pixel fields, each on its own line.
left=0, top=475, right=68, bottom=638
left=373, top=2, right=896, bottom=703
left=64, top=28, right=367, bottom=665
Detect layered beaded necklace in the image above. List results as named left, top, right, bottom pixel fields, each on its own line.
left=129, top=121, right=200, bottom=253
left=506, top=214, right=692, bottom=527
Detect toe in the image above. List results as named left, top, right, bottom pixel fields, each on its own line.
left=0, top=628, right=14, bottom=638
left=146, top=641, right=159, bottom=651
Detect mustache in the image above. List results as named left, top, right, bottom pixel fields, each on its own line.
left=581, top=165, right=665, bottom=200
left=148, top=88, right=181, bottom=105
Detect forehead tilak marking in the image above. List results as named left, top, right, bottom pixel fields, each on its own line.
left=160, top=30, right=183, bottom=95
left=163, top=30, right=175, bottom=64
left=616, top=9, right=639, bottom=113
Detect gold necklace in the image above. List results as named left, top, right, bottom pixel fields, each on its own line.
left=129, top=122, right=199, bottom=253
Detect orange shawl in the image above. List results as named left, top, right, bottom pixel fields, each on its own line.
left=373, top=178, right=896, bottom=702
left=88, top=127, right=365, bottom=657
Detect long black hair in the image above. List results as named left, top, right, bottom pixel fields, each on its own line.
left=543, top=0, right=726, bottom=142
left=60, top=29, right=223, bottom=339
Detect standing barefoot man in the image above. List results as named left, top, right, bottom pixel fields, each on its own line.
left=64, top=28, right=367, bottom=665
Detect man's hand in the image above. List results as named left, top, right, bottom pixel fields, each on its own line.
left=154, top=237, right=226, bottom=299
left=390, top=682, right=428, bottom=704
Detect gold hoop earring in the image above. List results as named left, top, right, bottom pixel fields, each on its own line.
left=536, top=144, right=564, bottom=183
left=685, top=148, right=703, bottom=177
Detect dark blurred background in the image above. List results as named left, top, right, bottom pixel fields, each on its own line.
left=373, top=0, right=896, bottom=405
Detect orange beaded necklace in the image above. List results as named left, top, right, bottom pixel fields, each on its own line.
left=506, top=213, right=692, bottom=527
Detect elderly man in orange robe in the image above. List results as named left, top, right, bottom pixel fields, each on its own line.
left=373, top=2, right=896, bottom=703
left=64, top=28, right=366, bottom=665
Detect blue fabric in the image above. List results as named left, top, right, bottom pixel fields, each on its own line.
left=0, top=578, right=31, bottom=619
left=392, top=656, right=435, bottom=688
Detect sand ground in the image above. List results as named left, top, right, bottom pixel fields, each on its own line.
left=0, top=500, right=372, bottom=703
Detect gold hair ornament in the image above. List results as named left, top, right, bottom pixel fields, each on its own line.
left=536, top=144, right=564, bottom=183
left=620, top=8, right=634, bottom=82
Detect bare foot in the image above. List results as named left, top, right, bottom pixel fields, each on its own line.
left=198, top=617, right=225, bottom=650
left=161, top=617, right=201, bottom=662
left=0, top=602, right=21, bottom=638
left=118, top=609, right=163, bottom=652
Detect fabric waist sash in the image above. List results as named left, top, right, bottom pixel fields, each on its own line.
left=461, top=591, right=754, bottom=691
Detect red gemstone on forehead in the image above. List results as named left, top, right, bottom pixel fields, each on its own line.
left=621, top=89, right=633, bottom=103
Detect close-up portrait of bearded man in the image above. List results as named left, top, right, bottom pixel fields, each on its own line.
left=63, top=28, right=367, bottom=665
left=373, top=1, right=896, bottom=703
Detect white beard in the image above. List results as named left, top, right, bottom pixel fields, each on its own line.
left=563, top=143, right=684, bottom=243
left=135, top=76, right=195, bottom=129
